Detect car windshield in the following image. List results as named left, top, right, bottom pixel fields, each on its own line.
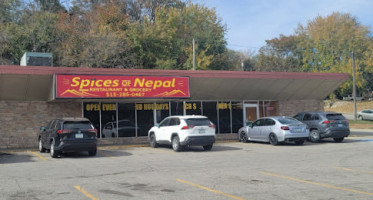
left=277, top=117, right=300, bottom=125
left=186, top=118, right=211, bottom=126
left=63, top=121, right=93, bottom=130
left=326, top=114, right=345, bottom=120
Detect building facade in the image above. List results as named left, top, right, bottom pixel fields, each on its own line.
left=0, top=65, right=347, bottom=149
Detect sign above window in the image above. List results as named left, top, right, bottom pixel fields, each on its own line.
left=55, top=74, right=190, bottom=99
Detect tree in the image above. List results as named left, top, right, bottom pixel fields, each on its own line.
left=256, top=34, right=302, bottom=72
left=296, top=12, right=372, bottom=97
left=130, top=2, right=227, bottom=70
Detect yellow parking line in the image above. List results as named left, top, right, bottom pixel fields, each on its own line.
left=176, top=179, right=245, bottom=200
left=260, top=171, right=373, bottom=196
left=30, top=151, right=48, bottom=161
left=74, top=185, right=99, bottom=200
left=334, top=166, right=373, bottom=174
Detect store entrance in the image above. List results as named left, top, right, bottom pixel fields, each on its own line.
left=243, top=103, right=259, bottom=125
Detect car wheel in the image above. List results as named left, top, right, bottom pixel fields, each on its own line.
left=88, top=149, right=97, bottom=156
left=309, top=130, right=320, bottom=142
left=358, top=115, right=363, bottom=120
left=269, top=133, right=278, bottom=145
left=294, top=140, right=305, bottom=145
left=240, top=131, right=248, bottom=143
left=150, top=134, right=158, bottom=148
left=172, top=136, right=181, bottom=152
left=50, top=141, right=59, bottom=158
left=39, top=138, right=46, bottom=153
left=333, top=137, right=344, bottom=143
left=203, top=144, right=213, bottom=151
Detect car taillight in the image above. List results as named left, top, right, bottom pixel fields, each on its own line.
left=88, top=129, right=98, bottom=133
left=281, top=126, right=290, bottom=130
left=209, top=125, right=216, bottom=129
left=322, top=120, right=335, bottom=124
left=57, top=129, right=71, bottom=134
left=181, top=125, right=195, bottom=130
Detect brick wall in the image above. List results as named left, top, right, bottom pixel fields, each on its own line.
left=0, top=101, right=81, bottom=149
left=278, top=99, right=324, bottom=116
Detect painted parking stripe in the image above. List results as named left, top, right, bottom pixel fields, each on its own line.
left=74, top=185, right=99, bottom=200
left=260, top=171, right=373, bottom=196
left=176, top=179, right=245, bottom=200
left=30, top=151, right=48, bottom=161
left=334, top=166, right=373, bottom=174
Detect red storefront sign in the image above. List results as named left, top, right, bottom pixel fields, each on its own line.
left=55, top=74, right=190, bottom=99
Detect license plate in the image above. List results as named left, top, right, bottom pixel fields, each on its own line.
left=338, top=124, right=343, bottom=127
left=293, top=129, right=301, bottom=132
left=75, top=133, right=83, bottom=138
left=199, top=129, right=205, bottom=134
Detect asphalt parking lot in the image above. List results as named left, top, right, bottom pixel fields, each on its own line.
left=1, top=134, right=373, bottom=200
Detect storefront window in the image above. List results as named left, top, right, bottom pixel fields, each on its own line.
left=202, top=101, right=218, bottom=133
left=218, top=101, right=231, bottom=133
left=155, top=102, right=170, bottom=123
left=185, top=101, right=201, bottom=115
left=101, top=103, right=117, bottom=138
left=136, top=103, right=154, bottom=137
left=118, top=103, right=136, bottom=137
left=83, top=102, right=101, bottom=138
left=171, top=101, right=183, bottom=115
left=259, top=101, right=279, bottom=117
left=231, top=101, right=243, bottom=133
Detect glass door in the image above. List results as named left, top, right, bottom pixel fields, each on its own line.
left=243, top=103, right=259, bottom=126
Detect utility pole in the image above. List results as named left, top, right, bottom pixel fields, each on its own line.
left=192, top=38, right=196, bottom=70
left=352, top=51, right=357, bottom=120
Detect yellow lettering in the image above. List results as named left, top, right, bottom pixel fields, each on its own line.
left=134, top=78, right=145, bottom=87
left=145, top=80, right=153, bottom=88
left=103, top=80, right=111, bottom=87
left=153, top=80, right=162, bottom=89
left=96, top=80, right=103, bottom=87
left=113, top=80, right=119, bottom=87
left=80, top=80, right=90, bottom=89
left=71, top=77, right=80, bottom=87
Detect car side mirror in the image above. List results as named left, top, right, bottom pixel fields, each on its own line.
left=40, top=126, right=46, bottom=131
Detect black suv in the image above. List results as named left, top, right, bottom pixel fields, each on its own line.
left=38, top=118, right=98, bottom=158
left=293, top=112, right=350, bottom=142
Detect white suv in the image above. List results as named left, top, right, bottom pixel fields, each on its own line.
left=148, top=115, right=216, bottom=151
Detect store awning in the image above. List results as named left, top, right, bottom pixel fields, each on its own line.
left=0, top=65, right=349, bottom=101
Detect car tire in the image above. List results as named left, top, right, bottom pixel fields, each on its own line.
left=88, top=149, right=97, bottom=156
left=172, top=136, right=181, bottom=152
left=39, top=138, right=46, bottom=153
left=333, top=137, right=344, bottom=143
left=269, top=133, right=278, bottom=145
left=240, top=131, right=248, bottom=143
left=50, top=141, right=59, bottom=158
left=294, top=140, right=305, bottom=145
left=150, top=134, right=158, bottom=148
left=309, top=130, right=320, bottom=142
left=358, top=115, right=363, bottom=120
left=203, top=144, right=213, bottom=151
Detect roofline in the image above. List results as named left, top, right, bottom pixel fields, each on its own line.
left=0, top=65, right=349, bottom=80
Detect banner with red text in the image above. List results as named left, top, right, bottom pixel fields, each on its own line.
left=55, top=74, right=190, bottom=99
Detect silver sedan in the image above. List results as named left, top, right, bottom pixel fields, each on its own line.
left=238, top=116, right=309, bottom=145
left=357, top=109, right=373, bottom=120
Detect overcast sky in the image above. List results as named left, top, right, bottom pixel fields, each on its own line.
left=195, top=0, right=373, bottom=52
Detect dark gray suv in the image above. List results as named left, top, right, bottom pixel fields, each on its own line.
left=38, top=118, right=98, bottom=158
left=293, top=112, right=350, bottom=142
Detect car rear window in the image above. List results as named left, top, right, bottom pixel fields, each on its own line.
left=326, top=114, right=345, bottom=120
left=185, top=118, right=211, bottom=126
left=277, top=117, right=301, bottom=125
left=63, top=121, right=94, bottom=130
